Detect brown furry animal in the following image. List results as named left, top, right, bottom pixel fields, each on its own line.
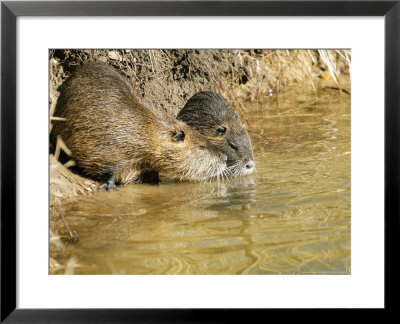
left=51, top=63, right=227, bottom=189
left=177, top=91, right=255, bottom=177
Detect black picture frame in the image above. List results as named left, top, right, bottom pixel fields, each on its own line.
left=1, top=0, right=398, bottom=322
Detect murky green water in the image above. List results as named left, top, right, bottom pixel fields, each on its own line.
left=51, top=82, right=351, bottom=274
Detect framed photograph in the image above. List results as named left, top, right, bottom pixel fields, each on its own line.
left=1, top=0, right=398, bottom=321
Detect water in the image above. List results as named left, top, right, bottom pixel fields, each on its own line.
left=50, top=82, right=351, bottom=275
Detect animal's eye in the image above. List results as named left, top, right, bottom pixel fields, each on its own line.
left=216, top=126, right=227, bottom=136
left=229, top=142, right=238, bottom=151
left=172, top=130, right=185, bottom=142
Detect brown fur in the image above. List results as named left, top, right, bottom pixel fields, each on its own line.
left=177, top=91, right=255, bottom=177
left=51, top=63, right=227, bottom=187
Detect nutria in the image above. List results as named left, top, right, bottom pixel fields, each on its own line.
left=51, top=63, right=227, bottom=189
left=177, top=91, right=255, bottom=177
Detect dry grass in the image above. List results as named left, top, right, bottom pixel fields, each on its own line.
left=230, top=49, right=350, bottom=101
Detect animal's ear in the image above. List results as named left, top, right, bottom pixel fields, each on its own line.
left=172, top=130, right=185, bottom=142
left=216, top=125, right=227, bottom=136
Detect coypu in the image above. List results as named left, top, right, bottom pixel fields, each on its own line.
left=177, top=91, right=255, bottom=177
left=51, top=63, right=228, bottom=189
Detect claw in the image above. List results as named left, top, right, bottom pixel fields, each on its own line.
left=99, top=174, right=116, bottom=191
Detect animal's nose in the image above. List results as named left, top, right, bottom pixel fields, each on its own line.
left=245, top=160, right=255, bottom=170
left=221, top=154, right=228, bottom=163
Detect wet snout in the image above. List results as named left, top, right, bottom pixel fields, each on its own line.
left=242, top=159, right=255, bottom=175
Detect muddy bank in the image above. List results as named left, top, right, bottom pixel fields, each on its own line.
left=50, top=49, right=350, bottom=117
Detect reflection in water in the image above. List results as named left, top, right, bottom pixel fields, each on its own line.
left=51, top=83, right=351, bottom=274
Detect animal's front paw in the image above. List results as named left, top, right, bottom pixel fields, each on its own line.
left=99, top=175, right=117, bottom=191
left=99, top=180, right=117, bottom=191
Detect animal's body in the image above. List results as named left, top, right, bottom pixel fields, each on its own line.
left=51, top=63, right=227, bottom=189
